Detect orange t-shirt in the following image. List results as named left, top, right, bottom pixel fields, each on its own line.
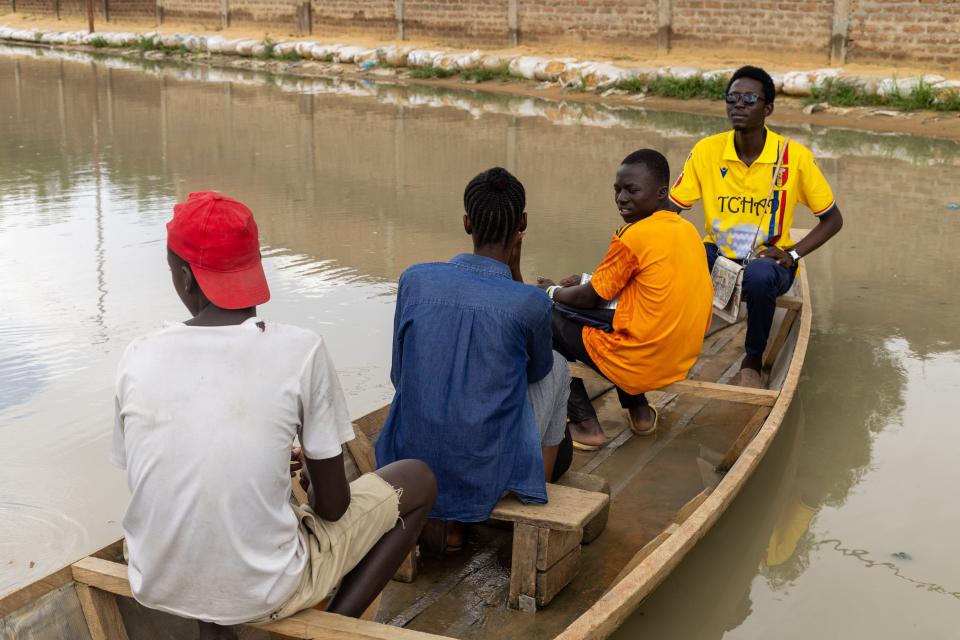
left=582, top=211, right=714, bottom=394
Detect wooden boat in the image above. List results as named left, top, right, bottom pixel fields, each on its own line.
left=0, top=264, right=811, bottom=640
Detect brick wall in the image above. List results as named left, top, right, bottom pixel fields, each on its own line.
left=229, top=0, right=298, bottom=30
left=848, top=0, right=960, bottom=68
left=518, top=0, right=657, bottom=45
left=404, top=0, right=508, bottom=44
left=312, top=0, right=394, bottom=36
left=161, top=0, right=221, bottom=26
left=8, top=0, right=960, bottom=70
left=106, top=0, right=155, bottom=20
left=673, top=0, right=834, bottom=55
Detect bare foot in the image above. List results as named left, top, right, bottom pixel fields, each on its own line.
left=628, top=405, right=657, bottom=436
left=198, top=622, right=237, bottom=640
left=446, top=521, right=465, bottom=551
left=569, top=418, right=607, bottom=448
left=738, top=367, right=763, bottom=389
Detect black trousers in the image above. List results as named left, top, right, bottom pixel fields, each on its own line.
left=551, top=308, right=648, bottom=423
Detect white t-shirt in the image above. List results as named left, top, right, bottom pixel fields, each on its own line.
left=111, top=317, right=354, bottom=625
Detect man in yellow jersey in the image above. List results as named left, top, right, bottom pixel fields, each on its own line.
left=669, top=65, right=843, bottom=387
left=537, top=150, right=713, bottom=448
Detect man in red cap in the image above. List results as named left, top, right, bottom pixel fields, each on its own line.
left=111, top=192, right=436, bottom=639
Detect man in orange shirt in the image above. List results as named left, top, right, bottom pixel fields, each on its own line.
left=538, top=150, right=713, bottom=449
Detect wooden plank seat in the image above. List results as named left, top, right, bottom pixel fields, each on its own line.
left=568, top=361, right=779, bottom=406
left=70, top=556, right=454, bottom=640
left=491, top=483, right=609, bottom=612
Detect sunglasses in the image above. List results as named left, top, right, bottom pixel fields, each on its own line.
left=725, top=92, right=763, bottom=106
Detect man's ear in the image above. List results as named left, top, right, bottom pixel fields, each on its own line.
left=180, top=264, right=195, bottom=295
left=658, top=184, right=669, bottom=200
left=463, top=214, right=472, bottom=235
left=518, top=211, right=528, bottom=232
left=765, top=101, right=775, bottom=118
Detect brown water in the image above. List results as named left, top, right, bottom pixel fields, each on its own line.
left=1, top=45, right=959, bottom=635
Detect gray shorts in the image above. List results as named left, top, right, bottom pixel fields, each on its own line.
left=528, top=351, right=570, bottom=447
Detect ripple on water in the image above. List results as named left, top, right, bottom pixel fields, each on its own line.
left=0, top=501, right=91, bottom=596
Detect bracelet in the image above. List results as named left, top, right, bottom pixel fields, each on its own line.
left=546, top=285, right=559, bottom=300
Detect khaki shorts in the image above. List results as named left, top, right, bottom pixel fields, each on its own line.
left=250, top=473, right=400, bottom=624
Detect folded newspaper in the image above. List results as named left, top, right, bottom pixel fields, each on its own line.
left=711, top=255, right=744, bottom=324
left=580, top=273, right=618, bottom=310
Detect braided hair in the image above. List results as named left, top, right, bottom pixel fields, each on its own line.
left=463, top=167, right=526, bottom=247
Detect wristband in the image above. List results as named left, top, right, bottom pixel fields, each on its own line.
left=546, top=285, right=558, bottom=300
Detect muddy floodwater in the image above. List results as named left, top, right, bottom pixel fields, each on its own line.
left=1, top=46, right=959, bottom=637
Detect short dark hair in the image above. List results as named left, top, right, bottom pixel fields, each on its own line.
left=620, top=149, right=670, bottom=187
left=726, top=65, right=776, bottom=104
left=463, top=167, right=526, bottom=247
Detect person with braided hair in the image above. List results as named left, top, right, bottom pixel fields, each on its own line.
left=376, top=167, right=572, bottom=550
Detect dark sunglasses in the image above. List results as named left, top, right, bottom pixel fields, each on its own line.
left=725, top=92, right=762, bottom=106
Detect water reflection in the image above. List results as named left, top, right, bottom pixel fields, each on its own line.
left=0, top=44, right=958, bottom=634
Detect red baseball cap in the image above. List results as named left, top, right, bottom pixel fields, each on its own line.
left=166, top=192, right=270, bottom=310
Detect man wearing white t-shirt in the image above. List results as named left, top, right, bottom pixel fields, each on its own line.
left=112, top=191, right=436, bottom=640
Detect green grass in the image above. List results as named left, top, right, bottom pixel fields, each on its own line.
left=810, top=77, right=960, bottom=112
left=257, top=37, right=276, bottom=59
left=409, top=66, right=457, bottom=79
left=461, top=66, right=513, bottom=83
left=273, top=49, right=302, bottom=62
left=617, top=73, right=727, bottom=100
left=88, top=36, right=109, bottom=48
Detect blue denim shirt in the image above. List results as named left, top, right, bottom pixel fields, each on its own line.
left=375, top=254, right=554, bottom=522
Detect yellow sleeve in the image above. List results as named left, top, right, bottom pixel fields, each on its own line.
left=669, top=147, right=703, bottom=210
left=590, top=235, right=639, bottom=302
left=796, top=148, right=836, bottom=217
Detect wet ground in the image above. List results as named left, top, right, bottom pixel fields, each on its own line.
left=0, top=46, right=958, bottom=636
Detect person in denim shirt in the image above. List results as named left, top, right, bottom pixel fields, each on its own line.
left=376, top=167, right=571, bottom=550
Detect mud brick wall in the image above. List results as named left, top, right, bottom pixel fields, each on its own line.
left=672, top=0, right=834, bottom=55
left=847, top=0, right=960, bottom=67
left=311, top=0, right=395, bottom=36
left=403, top=0, right=508, bottom=44
left=106, top=0, right=156, bottom=20
left=229, top=0, right=299, bottom=29
left=160, top=0, right=222, bottom=26
left=517, top=0, right=657, bottom=45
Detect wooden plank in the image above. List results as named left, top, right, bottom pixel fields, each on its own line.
left=491, top=483, right=608, bottom=532
left=75, top=583, right=129, bottom=640
left=763, top=306, right=799, bottom=369
left=535, top=545, right=581, bottom=607
left=392, top=547, right=419, bottom=583
left=0, top=565, right=73, bottom=616
left=556, top=471, right=610, bottom=544
left=716, top=405, right=772, bottom=472
left=255, top=607, right=455, bottom=639
left=352, top=405, right=391, bottom=439
left=71, top=557, right=131, bottom=598
left=660, top=379, right=778, bottom=406
left=569, top=362, right=778, bottom=405
left=536, top=528, right=582, bottom=572
left=776, top=295, right=803, bottom=310
left=507, top=523, right=539, bottom=611
left=344, top=429, right=378, bottom=475
left=673, top=488, right=712, bottom=525
left=608, top=525, right=678, bottom=589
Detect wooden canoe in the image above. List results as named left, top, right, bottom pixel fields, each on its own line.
left=0, top=264, right=811, bottom=640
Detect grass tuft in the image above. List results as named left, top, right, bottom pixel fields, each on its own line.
left=409, top=66, right=457, bottom=79
left=273, top=49, right=302, bottom=62
left=461, top=66, right=513, bottom=83
left=88, top=35, right=109, bottom=48
left=617, top=73, right=727, bottom=100
left=810, top=77, right=960, bottom=112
